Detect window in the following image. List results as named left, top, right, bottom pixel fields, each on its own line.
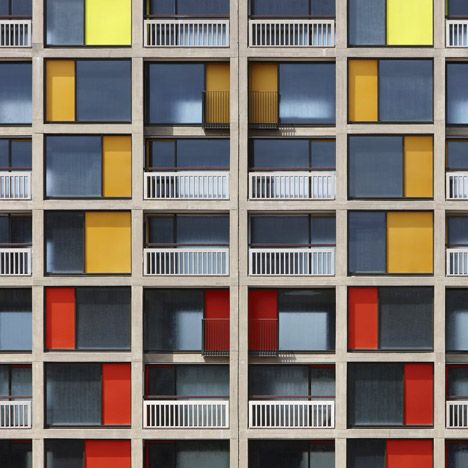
left=0, top=213, right=31, bottom=247
left=348, top=363, right=433, bottom=427
left=447, top=366, right=468, bottom=400
left=46, top=0, right=131, bottom=46
left=0, top=364, right=31, bottom=400
left=349, top=59, right=433, bottom=123
left=0, top=0, right=31, bottom=16
left=0, top=289, right=31, bottom=351
left=447, top=215, right=468, bottom=248
left=0, top=440, right=32, bottom=468
left=447, top=139, right=468, bottom=170
left=348, top=287, right=433, bottom=351
left=45, top=136, right=131, bottom=198
left=0, top=63, right=31, bottom=125
left=447, top=0, right=468, bottom=18
left=147, top=0, right=229, bottom=17
left=447, top=442, right=468, bottom=468
left=447, top=63, right=468, bottom=125
left=348, top=211, right=434, bottom=274
left=0, top=139, right=31, bottom=171
left=45, top=60, right=131, bottom=122
left=250, top=0, right=335, bottom=17
left=447, top=289, right=468, bottom=352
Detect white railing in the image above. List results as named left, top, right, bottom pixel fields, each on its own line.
left=447, top=248, right=468, bottom=276
left=249, top=247, right=335, bottom=276
left=249, top=400, right=334, bottom=429
left=447, top=172, right=468, bottom=199
left=0, top=248, right=31, bottom=276
left=249, top=171, right=335, bottom=200
left=249, top=19, right=335, bottom=47
left=0, top=20, right=31, bottom=47
left=447, top=401, right=468, bottom=428
left=0, top=171, right=31, bottom=200
left=144, top=248, right=229, bottom=276
left=0, top=401, right=31, bottom=428
left=143, top=400, right=229, bottom=429
left=144, top=171, right=229, bottom=200
left=144, top=19, right=229, bottom=47
left=447, top=20, right=468, bottom=47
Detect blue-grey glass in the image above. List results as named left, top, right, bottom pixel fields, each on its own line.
left=249, top=365, right=309, bottom=397
left=0, top=1, right=7, bottom=15
left=448, top=64, right=468, bottom=124
left=250, top=139, right=309, bottom=169
left=448, top=443, right=468, bottom=468
left=0, top=366, right=8, bottom=395
left=46, top=440, right=83, bottom=468
left=448, top=367, right=468, bottom=398
left=311, top=0, right=335, bottom=17
left=11, top=140, right=31, bottom=169
left=46, top=136, right=101, bottom=198
left=149, top=140, right=176, bottom=168
left=45, top=212, right=84, bottom=274
left=76, top=61, right=131, bottom=122
left=150, top=0, right=175, bottom=15
left=177, top=0, right=229, bottom=16
left=348, top=136, right=403, bottom=198
left=310, top=367, right=335, bottom=397
left=311, top=216, right=335, bottom=245
left=9, top=441, right=32, bottom=468
left=0, top=63, right=31, bottom=124
left=447, top=289, right=468, bottom=351
left=76, top=287, right=131, bottom=350
left=379, top=60, right=433, bottom=123
left=147, top=216, right=175, bottom=245
left=279, top=63, right=335, bottom=124
left=449, top=0, right=468, bottom=17
left=11, top=0, right=31, bottom=16
left=310, top=443, right=335, bottom=468
left=177, top=365, right=229, bottom=397
left=379, top=287, right=433, bottom=350
left=0, top=289, right=31, bottom=351
left=347, top=440, right=385, bottom=468
left=448, top=216, right=468, bottom=246
left=177, top=139, right=230, bottom=168
left=348, top=212, right=386, bottom=274
left=46, top=0, right=83, bottom=45
left=46, top=364, right=101, bottom=426
left=447, top=141, right=468, bottom=170
left=0, top=216, right=7, bottom=243
left=147, top=63, right=204, bottom=124
left=177, top=441, right=229, bottom=468
left=348, top=0, right=385, bottom=46
left=11, top=367, right=31, bottom=397
left=250, top=0, right=308, bottom=16
left=10, top=215, right=31, bottom=244
left=250, top=215, right=309, bottom=245
left=249, top=441, right=308, bottom=468
left=147, top=443, right=176, bottom=468
left=0, top=140, right=8, bottom=167
left=311, top=140, right=335, bottom=168
left=147, top=366, right=175, bottom=396
left=176, top=215, right=229, bottom=245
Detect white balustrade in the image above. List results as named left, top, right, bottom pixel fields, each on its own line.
left=0, top=172, right=31, bottom=200
left=0, top=248, right=31, bottom=276
left=447, top=172, right=468, bottom=199
left=447, top=20, right=468, bottom=47
left=0, top=401, right=31, bottom=428
left=0, top=20, right=31, bottom=47
left=447, top=248, right=468, bottom=276
left=447, top=401, right=468, bottom=428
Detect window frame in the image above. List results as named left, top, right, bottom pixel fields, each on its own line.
left=248, top=0, right=336, bottom=19
left=446, top=138, right=468, bottom=171
left=145, top=0, right=230, bottom=18
left=0, top=364, right=32, bottom=400
left=0, top=138, right=31, bottom=172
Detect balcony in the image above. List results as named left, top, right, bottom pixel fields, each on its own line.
left=144, top=19, right=229, bottom=47
left=249, top=318, right=278, bottom=356
left=447, top=20, right=468, bottom=47
left=144, top=248, right=230, bottom=276
left=143, top=400, right=229, bottom=429
left=203, top=91, right=230, bottom=129
left=249, top=19, right=335, bottom=47
left=249, top=91, right=279, bottom=129
left=0, top=400, right=31, bottom=429
left=0, top=172, right=31, bottom=200
left=144, top=171, right=229, bottom=200
left=249, top=171, right=336, bottom=200
left=447, top=248, right=468, bottom=276
left=447, top=401, right=468, bottom=428
left=0, top=247, right=31, bottom=276
left=249, top=247, right=335, bottom=276
left=0, top=20, right=31, bottom=47
left=447, top=172, right=468, bottom=199
left=202, top=318, right=229, bottom=357
left=248, top=400, right=335, bottom=429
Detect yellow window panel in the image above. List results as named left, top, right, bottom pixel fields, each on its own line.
left=85, top=0, right=131, bottom=46
left=102, top=136, right=132, bottom=198
left=404, top=136, right=433, bottom=198
left=348, top=60, right=378, bottom=123
left=387, top=212, right=433, bottom=274
left=85, top=211, right=131, bottom=274
left=46, top=60, right=75, bottom=122
left=205, top=63, right=230, bottom=125
left=249, top=63, right=278, bottom=125
left=387, top=0, right=433, bottom=46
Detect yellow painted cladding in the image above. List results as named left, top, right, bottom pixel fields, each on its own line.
left=387, top=212, right=433, bottom=274
left=249, top=63, right=278, bottom=125
left=85, top=0, right=131, bottom=46
left=46, top=60, right=75, bottom=122
left=348, top=60, right=378, bottom=122
left=102, top=136, right=132, bottom=198
left=85, top=212, right=131, bottom=274
left=387, top=0, right=433, bottom=46
left=404, top=136, right=433, bottom=198
left=205, top=63, right=230, bottom=125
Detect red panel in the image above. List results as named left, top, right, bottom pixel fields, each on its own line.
left=348, top=287, right=378, bottom=350
left=85, top=440, right=131, bottom=468
left=45, top=287, right=76, bottom=350
left=404, top=363, right=433, bottom=426
left=205, top=289, right=229, bottom=319
left=204, top=289, right=230, bottom=352
left=248, top=289, right=278, bottom=352
left=386, top=440, right=433, bottom=468
left=102, top=364, right=131, bottom=426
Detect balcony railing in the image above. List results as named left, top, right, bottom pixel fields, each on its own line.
left=447, top=20, right=468, bottom=47
left=0, top=248, right=31, bottom=276
left=203, top=91, right=230, bottom=129
left=249, top=19, right=335, bottom=47
left=249, top=247, right=335, bottom=276
left=447, top=401, right=468, bottom=428
left=0, top=400, right=31, bottom=428
left=447, top=248, right=468, bottom=276
left=0, top=171, right=31, bottom=200
left=144, top=171, right=229, bottom=200
left=202, top=318, right=229, bottom=357
left=0, top=20, right=31, bottom=47
left=248, top=319, right=278, bottom=356
left=447, top=172, right=468, bottom=199
left=249, top=171, right=336, bottom=200
left=144, top=19, right=229, bottom=47
left=249, top=91, right=279, bottom=129
left=143, top=400, right=229, bottom=429
left=144, top=248, right=229, bottom=276
left=249, top=400, right=335, bottom=429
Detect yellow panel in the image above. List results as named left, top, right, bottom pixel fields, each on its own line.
left=404, top=136, right=433, bottom=198
left=387, top=212, right=433, bottom=274
left=85, top=0, right=131, bottom=46
left=348, top=60, right=378, bottom=123
left=102, top=136, right=132, bottom=198
left=205, top=63, right=230, bottom=125
left=387, top=0, right=433, bottom=46
left=85, top=212, right=131, bottom=274
left=46, top=60, right=75, bottom=122
left=249, top=63, right=278, bottom=125
left=249, top=63, right=278, bottom=92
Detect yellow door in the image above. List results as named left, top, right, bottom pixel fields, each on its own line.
left=102, top=136, right=132, bottom=198
left=249, top=63, right=278, bottom=125
left=205, top=63, right=230, bottom=126
left=404, top=136, right=433, bottom=198
left=348, top=60, right=378, bottom=122
left=46, top=60, right=75, bottom=122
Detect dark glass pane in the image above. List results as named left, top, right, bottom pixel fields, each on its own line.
left=0, top=63, right=31, bottom=124
left=347, top=440, right=385, bottom=468
left=249, top=365, right=309, bottom=397
left=176, top=365, right=229, bottom=397
left=176, top=441, right=229, bottom=468
left=46, top=0, right=84, bottom=45
left=250, top=0, right=309, bottom=17
left=0, top=288, right=31, bottom=312
left=250, top=215, right=309, bottom=246
left=311, top=216, right=335, bottom=245
left=448, top=367, right=468, bottom=399
left=0, top=366, right=8, bottom=395
left=176, top=215, right=229, bottom=245
left=10, top=215, right=31, bottom=244
left=448, top=216, right=468, bottom=246
left=177, top=139, right=230, bottom=168
left=147, top=216, right=175, bottom=245
left=147, top=443, right=176, bottom=468
left=149, top=140, right=176, bottom=169
left=447, top=140, right=468, bottom=170
left=249, top=441, right=308, bottom=468
left=309, top=442, right=335, bottom=468
left=0, top=140, right=8, bottom=168
left=0, top=0, right=8, bottom=15
left=0, top=215, right=7, bottom=243
left=310, top=366, right=335, bottom=397
left=11, top=0, right=31, bottom=16
left=11, top=140, right=31, bottom=169
left=177, top=0, right=229, bottom=16
left=448, top=0, right=468, bottom=17
left=0, top=289, right=31, bottom=351
left=147, top=366, right=175, bottom=397
left=149, top=0, right=175, bottom=15
left=447, top=63, right=468, bottom=125
left=46, top=440, right=84, bottom=468
left=311, top=140, right=335, bottom=169
left=448, top=443, right=468, bottom=468
left=11, top=367, right=31, bottom=396
left=9, top=441, right=32, bottom=468
left=250, top=139, right=309, bottom=169
left=447, top=289, right=468, bottom=352
left=311, top=0, right=335, bottom=17
left=348, top=0, right=385, bottom=46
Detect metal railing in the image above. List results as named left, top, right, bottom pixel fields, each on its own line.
left=144, top=19, right=229, bottom=47
left=0, top=171, right=31, bottom=199
left=249, top=91, right=279, bottom=128
left=143, top=400, right=229, bottom=428
left=0, top=248, right=31, bottom=276
left=203, top=91, right=230, bottom=129
left=447, top=401, right=468, bottom=428
left=0, top=400, right=31, bottom=428
left=249, top=171, right=336, bottom=200
left=447, top=20, right=468, bottom=47
left=248, top=319, right=278, bottom=356
left=144, top=171, right=229, bottom=200
left=249, top=247, right=335, bottom=276
left=249, top=400, right=335, bottom=428
left=144, top=248, right=229, bottom=276
left=0, top=20, right=31, bottom=47
left=249, top=19, right=335, bottom=47
left=447, top=248, right=468, bottom=276
left=202, top=318, right=229, bottom=356
left=447, top=172, right=468, bottom=199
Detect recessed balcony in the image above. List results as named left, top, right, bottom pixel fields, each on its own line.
left=447, top=20, right=468, bottom=47
left=447, top=248, right=468, bottom=276
left=447, top=172, right=468, bottom=200
left=0, top=172, right=31, bottom=200
left=0, top=400, right=31, bottom=429
left=0, top=20, right=31, bottom=47
left=447, top=400, right=468, bottom=428
left=0, top=247, right=31, bottom=276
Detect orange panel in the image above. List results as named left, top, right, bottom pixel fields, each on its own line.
left=404, top=364, right=433, bottom=426
left=348, top=288, right=378, bottom=350
left=387, top=440, right=433, bottom=468
left=102, top=364, right=131, bottom=426
left=45, top=287, right=75, bottom=350
left=85, top=440, right=131, bottom=468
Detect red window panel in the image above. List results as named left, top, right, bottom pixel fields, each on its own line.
left=45, top=287, right=76, bottom=350
left=248, top=289, right=278, bottom=352
left=404, top=363, right=433, bottom=426
left=204, top=289, right=230, bottom=352
left=348, top=287, right=378, bottom=350
left=386, top=440, right=433, bottom=468
left=102, top=364, right=131, bottom=426
left=85, top=440, right=131, bottom=468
